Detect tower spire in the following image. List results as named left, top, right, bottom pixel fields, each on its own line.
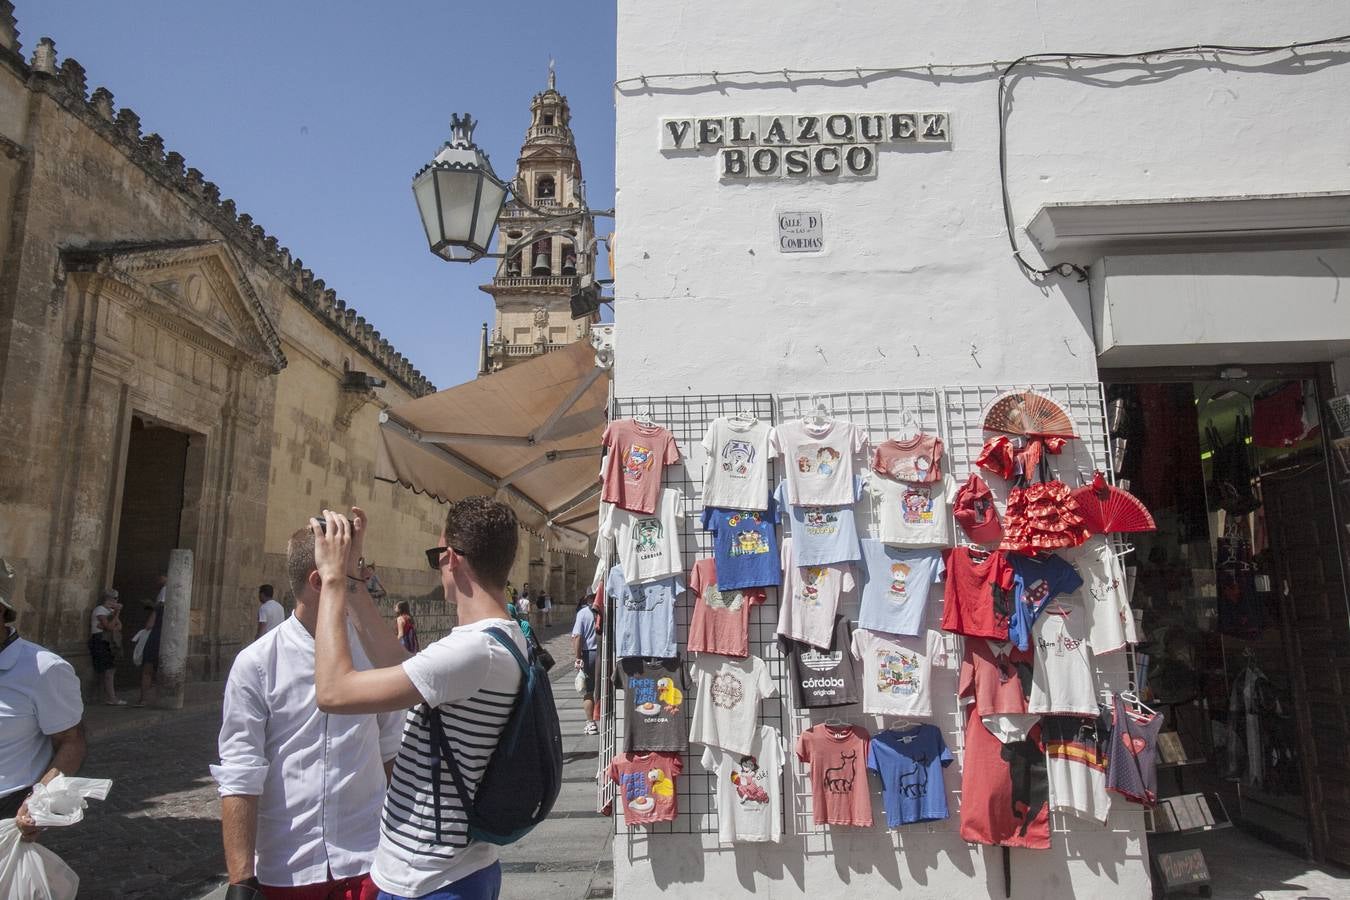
left=547, top=57, right=556, bottom=91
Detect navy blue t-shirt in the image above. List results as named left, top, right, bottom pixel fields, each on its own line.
left=1007, top=553, right=1084, bottom=652
left=701, top=500, right=781, bottom=590
left=867, top=724, right=954, bottom=826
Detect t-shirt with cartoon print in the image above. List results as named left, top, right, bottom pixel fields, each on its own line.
left=607, top=565, right=683, bottom=659
left=701, top=416, right=771, bottom=511
left=600, top=488, right=684, bottom=584
left=769, top=419, right=867, bottom=507
left=780, top=615, right=860, bottom=709
left=868, top=724, right=954, bottom=826
left=866, top=471, right=958, bottom=548
left=688, top=558, right=765, bottom=658
left=856, top=540, right=945, bottom=636
left=1063, top=538, right=1139, bottom=655
left=776, top=538, right=856, bottom=650
left=609, top=751, right=684, bottom=826
left=796, top=723, right=872, bottom=827
left=700, top=502, right=780, bottom=590
left=617, top=656, right=690, bottom=752
left=601, top=418, right=681, bottom=515
left=851, top=628, right=946, bottom=717
left=1028, top=599, right=1098, bottom=715
left=1007, top=552, right=1084, bottom=652
left=702, top=724, right=785, bottom=844
left=772, top=479, right=861, bottom=566
left=688, top=654, right=776, bottom=756
left=871, top=433, right=943, bottom=484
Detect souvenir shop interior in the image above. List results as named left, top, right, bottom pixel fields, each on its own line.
left=1102, top=370, right=1350, bottom=865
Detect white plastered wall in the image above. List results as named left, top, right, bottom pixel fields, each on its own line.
left=612, top=1, right=1350, bottom=896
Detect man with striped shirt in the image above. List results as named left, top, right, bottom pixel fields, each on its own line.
left=313, top=497, right=526, bottom=900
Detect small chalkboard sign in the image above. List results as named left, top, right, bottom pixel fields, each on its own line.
left=1155, top=849, right=1210, bottom=894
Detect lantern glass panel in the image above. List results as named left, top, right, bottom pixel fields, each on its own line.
left=435, top=168, right=481, bottom=247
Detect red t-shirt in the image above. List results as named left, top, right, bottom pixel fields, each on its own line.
left=958, top=705, right=1050, bottom=849
left=941, top=547, right=1016, bottom=640
left=795, top=724, right=872, bottom=827
left=872, top=434, right=943, bottom=483
left=609, top=751, right=684, bottom=826
left=958, top=638, right=1034, bottom=716
left=601, top=419, right=681, bottom=514
left=687, top=558, right=765, bottom=658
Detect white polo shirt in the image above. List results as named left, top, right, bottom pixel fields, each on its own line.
left=0, top=628, right=84, bottom=799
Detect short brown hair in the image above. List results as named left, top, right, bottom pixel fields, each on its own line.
left=444, top=497, right=517, bottom=590
left=286, top=526, right=316, bottom=599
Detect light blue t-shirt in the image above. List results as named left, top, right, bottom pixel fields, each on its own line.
left=857, top=539, right=945, bottom=636
left=1007, top=553, right=1084, bottom=652
left=773, top=480, right=860, bottom=566
left=867, top=724, right=954, bottom=827
left=606, top=564, right=683, bottom=658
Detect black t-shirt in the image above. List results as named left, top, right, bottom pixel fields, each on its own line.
left=781, top=616, right=860, bottom=709
left=618, top=655, right=690, bottom=752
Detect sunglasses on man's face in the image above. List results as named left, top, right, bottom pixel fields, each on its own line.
left=425, top=546, right=466, bottom=570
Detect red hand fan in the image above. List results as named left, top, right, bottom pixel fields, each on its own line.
left=1070, top=472, right=1157, bottom=535
left=983, top=390, right=1078, bottom=439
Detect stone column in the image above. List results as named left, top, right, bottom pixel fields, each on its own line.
left=157, top=549, right=193, bottom=709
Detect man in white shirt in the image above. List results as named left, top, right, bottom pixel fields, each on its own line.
left=212, top=514, right=405, bottom=899
left=312, top=497, right=526, bottom=900
left=254, top=584, right=285, bottom=640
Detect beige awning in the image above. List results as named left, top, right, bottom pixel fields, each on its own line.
left=376, top=339, right=608, bottom=553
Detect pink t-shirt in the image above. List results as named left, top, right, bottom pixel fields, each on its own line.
left=601, top=419, right=681, bottom=515
left=688, top=558, right=765, bottom=658
left=872, top=434, right=943, bottom=483
left=796, top=724, right=873, bottom=827
left=609, top=751, right=684, bottom=826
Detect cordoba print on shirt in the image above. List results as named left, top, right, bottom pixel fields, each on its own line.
left=733, top=755, right=770, bottom=806
left=803, top=508, right=840, bottom=536
left=877, top=648, right=920, bottom=697
left=722, top=440, right=756, bottom=478
left=902, top=485, right=936, bottom=525
left=711, top=672, right=745, bottom=709
left=824, top=750, right=858, bottom=793
left=726, top=511, right=771, bottom=556
left=634, top=518, right=663, bottom=558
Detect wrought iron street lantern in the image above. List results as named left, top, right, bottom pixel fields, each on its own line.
left=412, top=114, right=508, bottom=263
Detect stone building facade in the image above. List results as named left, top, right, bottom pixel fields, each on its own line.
left=0, top=8, right=452, bottom=681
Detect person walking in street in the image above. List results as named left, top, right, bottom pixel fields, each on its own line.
left=542, top=592, right=554, bottom=627
left=89, top=588, right=125, bottom=706
left=255, top=584, right=284, bottom=640
left=312, top=497, right=527, bottom=900
left=394, top=600, right=419, bottom=653
left=136, top=572, right=167, bottom=707
left=212, top=514, right=404, bottom=900
left=0, top=558, right=87, bottom=844
left=571, top=594, right=599, bottom=736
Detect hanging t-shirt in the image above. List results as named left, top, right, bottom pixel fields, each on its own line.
left=958, top=706, right=1050, bottom=849
left=851, top=628, right=946, bottom=717
left=1063, top=539, right=1139, bottom=655
left=1106, top=695, right=1163, bottom=806
left=940, top=547, right=1016, bottom=640
left=872, top=434, right=943, bottom=484
left=867, top=724, right=954, bottom=827
left=607, top=566, right=682, bottom=659
left=957, top=638, right=1034, bottom=717
left=795, top=723, right=872, bottom=827
left=772, top=480, right=861, bottom=567
left=780, top=616, right=860, bottom=709
left=600, top=488, right=684, bottom=584
left=1007, top=553, right=1084, bottom=652
left=857, top=540, right=945, bottom=636
left=689, top=654, right=776, bottom=756
left=1028, top=600, right=1098, bottom=715
left=702, top=724, right=784, bottom=844
left=688, top=558, right=765, bottom=658
left=866, top=471, right=958, bottom=548
left=1043, top=712, right=1112, bottom=824
left=609, top=751, right=684, bottom=826
left=777, top=538, right=856, bottom=650
left=617, top=656, right=690, bottom=752
left=601, top=419, right=681, bottom=515
left=700, top=504, right=780, bottom=590
left=701, top=416, right=771, bottom=511
left=769, top=419, right=867, bottom=507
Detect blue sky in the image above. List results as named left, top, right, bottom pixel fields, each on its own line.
left=20, top=1, right=616, bottom=390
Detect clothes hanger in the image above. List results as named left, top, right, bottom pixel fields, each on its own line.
left=1119, top=690, right=1158, bottom=718
left=895, top=408, right=921, bottom=441
left=823, top=716, right=850, bottom=730
left=807, top=395, right=831, bottom=427
left=634, top=405, right=656, bottom=427
left=729, top=408, right=757, bottom=426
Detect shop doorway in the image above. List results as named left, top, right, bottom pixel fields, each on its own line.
left=109, top=415, right=204, bottom=685
left=1103, top=371, right=1350, bottom=865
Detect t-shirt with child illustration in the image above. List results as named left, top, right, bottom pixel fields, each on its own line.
left=688, top=654, right=776, bottom=756
left=769, top=419, right=867, bottom=507
left=702, top=724, right=785, bottom=844
left=688, top=558, right=765, bottom=658
left=796, top=723, right=872, bottom=827
left=601, top=418, right=681, bottom=515
left=776, top=538, right=856, bottom=650
left=701, top=416, right=771, bottom=511
left=866, top=471, right=958, bottom=548
left=856, top=540, right=944, bottom=636
left=872, top=433, right=943, bottom=484
left=772, top=479, right=861, bottom=566
left=609, top=751, right=684, bottom=826
left=700, top=502, right=780, bottom=590
left=851, top=628, right=946, bottom=717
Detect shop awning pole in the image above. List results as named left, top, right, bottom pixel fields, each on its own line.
left=1003, top=846, right=1011, bottom=898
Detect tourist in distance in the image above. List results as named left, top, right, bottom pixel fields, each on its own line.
left=254, top=584, right=284, bottom=640
left=89, top=588, right=124, bottom=706
left=572, top=593, right=600, bottom=736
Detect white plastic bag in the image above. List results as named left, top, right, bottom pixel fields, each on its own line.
left=0, top=819, right=80, bottom=900
left=574, top=668, right=587, bottom=694
left=130, top=628, right=149, bottom=666
left=26, top=777, right=113, bottom=828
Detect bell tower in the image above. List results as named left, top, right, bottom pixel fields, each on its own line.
left=479, top=64, right=596, bottom=372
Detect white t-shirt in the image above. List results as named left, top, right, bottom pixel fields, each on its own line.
left=702, top=724, right=784, bottom=844
left=689, top=654, right=776, bottom=756
left=0, top=630, right=84, bottom=800
left=850, top=628, right=946, bottom=717
left=1063, top=539, right=1138, bottom=655
left=370, top=618, right=526, bottom=898
left=866, top=471, right=957, bottom=548
left=90, top=605, right=112, bottom=635
left=701, top=416, right=771, bottom=511
left=1028, top=601, right=1098, bottom=715
left=517, top=597, right=532, bottom=616
left=769, top=419, right=867, bottom=507
left=256, top=599, right=285, bottom=634
left=598, top=488, right=685, bottom=583
left=776, top=538, right=856, bottom=650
